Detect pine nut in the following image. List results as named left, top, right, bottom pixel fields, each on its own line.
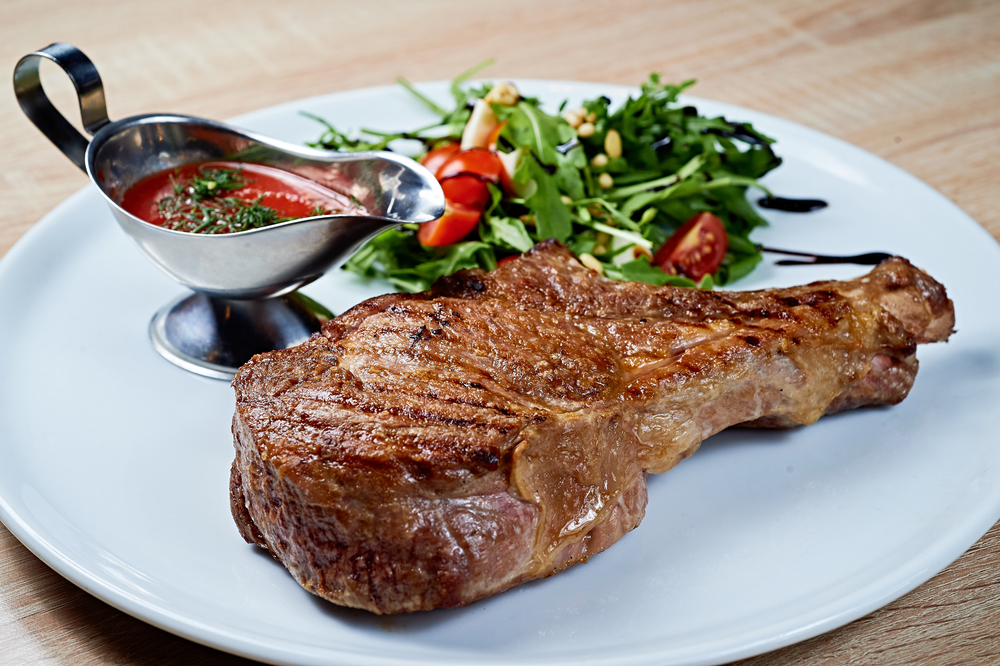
left=590, top=153, right=609, bottom=167
left=484, top=82, right=520, bottom=106
left=598, top=172, right=614, bottom=189
left=604, top=129, right=623, bottom=159
left=585, top=112, right=597, bottom=123
left=560, top=195, right=573, bottom=205
left=562, top=110, right=583, bottom=128
left=579, top=253, right=603, bottom=274
left=577, top=122, right=596, bottom=138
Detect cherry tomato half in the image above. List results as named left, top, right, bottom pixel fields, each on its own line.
left=440, top=175, right=491, bottom=210
left=419, top=147, right=507, bottom=248
left=496, top=255, right=519, bottom=268
left=653, top=212, right=728, bottom=281
left=435, top=148, right=504, bottom=183
left=420, top=143, right=461, bottom=175
left=418, top=202, right=483, bottom=247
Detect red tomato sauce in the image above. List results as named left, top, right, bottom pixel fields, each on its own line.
left=120, top=161, right=363, bottom=232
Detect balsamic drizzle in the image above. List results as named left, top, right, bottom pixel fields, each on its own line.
left=758, top=196, right=828, bottom=212
left=703, top=123, right=768, bottom=146
left=438, top=172, right=495, bottom=184
left=752, top=196, right=885, bottom=265
left=760, top=246, right=893, bottom=266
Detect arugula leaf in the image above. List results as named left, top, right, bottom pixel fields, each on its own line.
left=554, top=144, right=587, bottom=200
left=482, top=216, right=534, bottom=252
left=514, top=156, right=573, bottom=242
left=604, top=257, right=700, bottom=288
left=394, top=78, right=448, bottom=117
left=500, top=101, right=575, bottom=166
left=568, top=234, right=597, bottom=257
left=386, top=241, right=494, bottom=292
left=718, top=252, right=762, bottom=285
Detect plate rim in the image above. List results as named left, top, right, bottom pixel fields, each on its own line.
left=1, top=78, right=998, bottom=666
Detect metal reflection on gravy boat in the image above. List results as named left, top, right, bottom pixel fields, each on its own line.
left=14, top=42, right=445, bottom=380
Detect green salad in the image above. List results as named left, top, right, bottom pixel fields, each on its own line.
left=306, top=62, right=782, bottom=293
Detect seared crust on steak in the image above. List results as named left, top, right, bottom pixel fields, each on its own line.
left=230, top=240, right=954, bottom=614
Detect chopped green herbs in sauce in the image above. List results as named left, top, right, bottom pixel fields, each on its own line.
left=155, top=167, right=296, bottom=234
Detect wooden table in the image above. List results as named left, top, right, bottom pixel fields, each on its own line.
left=1, top=1, right=998, bottom=663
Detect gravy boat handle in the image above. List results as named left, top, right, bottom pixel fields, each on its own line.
left=13, top=42, right=110, bottom=171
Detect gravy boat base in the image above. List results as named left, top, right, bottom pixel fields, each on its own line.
left=150, top=292, right=326, bottom=380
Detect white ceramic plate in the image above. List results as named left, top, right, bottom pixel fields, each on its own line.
left=1, top=81, right=999, bottom=666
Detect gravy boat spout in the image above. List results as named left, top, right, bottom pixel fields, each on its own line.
left=15, top=42, right=445, bottom=379
left=89, top=118, right=443, bottom=300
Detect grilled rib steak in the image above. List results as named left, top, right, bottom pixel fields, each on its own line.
left=230, top=240, right=954, bottom=614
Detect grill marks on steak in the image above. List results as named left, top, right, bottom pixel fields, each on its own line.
left=231, top=240, right=954, bottom=613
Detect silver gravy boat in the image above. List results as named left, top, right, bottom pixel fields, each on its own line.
left=14, top=42, right=444, bottom=379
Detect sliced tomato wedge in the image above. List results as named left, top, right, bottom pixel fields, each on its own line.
left=420, top=142, right=461, bottom=175
left=496, top=255, right=519, bottom=268
left=654, top=211, right=728, bottom=281
left=418, top=202, right=483, bottom=247
left=440, top=175, right=491, bottom=210
left=435, top=148, right=504, bottom=183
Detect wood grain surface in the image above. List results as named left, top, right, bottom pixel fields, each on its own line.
left=1, top=0, right=998, bottom=664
